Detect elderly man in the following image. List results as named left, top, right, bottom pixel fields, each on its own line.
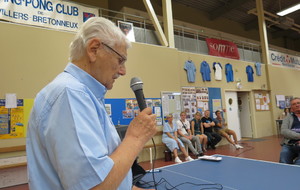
left=26, top=17, right=157, bottom=190
left=280, top=97, right=300, bottom=165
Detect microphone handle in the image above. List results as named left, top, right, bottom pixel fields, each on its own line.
left=134, top=89, right=147, bottom=111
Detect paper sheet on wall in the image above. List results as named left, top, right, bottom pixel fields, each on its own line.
left=276, top=95, right=285, bottom=107
left=156, top=117, right=162, bottom=125
left=256, top=104, right=261, bottom=110
left=105, top=104, right=112, bottom=116
left=176, top=101, right=181, bottom=110
left=154, top=107, right=161, bottom=117
left=5, top=93, right=17, bottom=108
left=266, top=94, right=270, bottom=103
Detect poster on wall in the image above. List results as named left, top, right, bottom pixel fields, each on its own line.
left=285, top=96, right=293, bottom=108
left=181, top=87, right=196, bottom=120
left=0, top=0, right=98, bottom=32
left=152, top=99, right=162, bottom=125
left=122, top=109, right=134, bottom=119
left=195, top=87, right=209, bottom=115
left=105, top=104, right=112, bottom=116
left=118, top=21, right=135, bottom=42
left=275, top=95, right=285, bottom=107
left=0, top=99, right=24, bottom=139
left=212, top=99, right=222, bottom=118
left=279, top=101, right=285, bottom=109
left=123, top=98, right=162, bottom=125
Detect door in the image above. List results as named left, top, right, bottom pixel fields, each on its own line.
left=238, top=92, right=253, bottom=138
left=225, top=91, right=241, bottom=141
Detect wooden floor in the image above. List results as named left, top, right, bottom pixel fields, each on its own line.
left=3, top=135, right=282, bottom=190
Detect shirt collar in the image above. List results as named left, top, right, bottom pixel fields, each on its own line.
left=64, top=63, right=107, bottom=100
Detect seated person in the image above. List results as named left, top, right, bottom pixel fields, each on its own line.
left=280, top=97, right=300, bottom=165
left=162, top=114, right=194, bottom=163
left=214, top=110, right=243, bottom=149
left=177, top=111, right=204, bottom=156
left=280, top=107, right=291, bottom=120
left=201, top=110, right=221, bottom=149
left=190, top=112, right=208, bottom=152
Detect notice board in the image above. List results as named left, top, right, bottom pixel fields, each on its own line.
left=254, top=91, right=270, bottom=111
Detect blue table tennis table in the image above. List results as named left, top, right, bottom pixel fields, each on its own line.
left=139, top=155, right=300, bottom=190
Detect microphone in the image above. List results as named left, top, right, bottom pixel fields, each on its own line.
left=130, top=77, right=147, bottom=111
left=130, top=77, right=148, bottom=184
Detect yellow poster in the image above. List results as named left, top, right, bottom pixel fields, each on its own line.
left=0, top=99, right=24, bottom=139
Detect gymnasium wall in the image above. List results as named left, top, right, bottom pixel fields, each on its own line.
left=0, top=20, right=298, bottom=151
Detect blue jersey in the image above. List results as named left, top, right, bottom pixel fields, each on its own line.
left=246, top=65, right=254, bottom=82
left=225, top=63, right=234, bottom=82
left=255, top=62, right=262, bottom=76
left=200, top=61, right=211, bottom=81
left=184, top=60, right=196, bottom=82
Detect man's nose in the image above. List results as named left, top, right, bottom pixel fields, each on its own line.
left=119, top=65, right=126, bottom=76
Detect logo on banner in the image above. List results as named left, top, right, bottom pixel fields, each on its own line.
left=83, top=12, right=95, bottom=22
left=206, top=38, right=240, bottom=60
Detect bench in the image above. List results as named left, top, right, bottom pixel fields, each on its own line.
left=0, top=145, right=27, bottom=169
left=0, top=146, right=28, bottom=188
left=0, top=156, right=27, bottom=170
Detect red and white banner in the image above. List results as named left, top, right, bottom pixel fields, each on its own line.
left=206, top=38, right=240, bottom=60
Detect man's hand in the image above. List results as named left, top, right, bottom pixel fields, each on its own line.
left=187, top=135, right=193, bottom=140
left=125, top=107, right=157, bottom=146
left=133, top=185, right=154, bottom=190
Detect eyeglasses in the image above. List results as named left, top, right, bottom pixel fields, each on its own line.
left=292, top=101, right=300, bottom=106
left=101, top=42, right=127, bottom=65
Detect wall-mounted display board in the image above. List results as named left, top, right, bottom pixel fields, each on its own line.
left=181, top=87, right=197, bottom=120
left=161, top=88, right=222, bottom=122
left=181, top=87, right=222, bottom=119
left=0, top=99, right=24, bottom=139
left=254, top=91, right=270, bottom=111
left=104, top=98, right=162, bottom=126
left=208, top=88, right=222, bottom=118
left=161, top=92, right=182, bottom=124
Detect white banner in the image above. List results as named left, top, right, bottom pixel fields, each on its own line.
left=0, top=0, right=98, bottom=32
left=269, top=50, right=300, bottom=70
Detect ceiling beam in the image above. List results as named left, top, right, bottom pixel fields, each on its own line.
left=210, top=0, right=251, bottom=20
left=143, top=0, right=168, bottom=46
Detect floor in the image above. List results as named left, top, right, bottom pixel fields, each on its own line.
left=2, top=135, right=282, bottom=190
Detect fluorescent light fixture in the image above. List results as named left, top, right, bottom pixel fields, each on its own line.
left=277, top=3, right=300, bottom=16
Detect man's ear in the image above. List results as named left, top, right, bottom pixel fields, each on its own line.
left=86, top=38, right=101, bottom=63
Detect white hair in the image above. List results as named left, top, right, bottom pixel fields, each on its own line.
left=69, top=17, right=131, bottom=61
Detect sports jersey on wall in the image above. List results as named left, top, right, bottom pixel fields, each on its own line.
left=225, top=63, right=234, bottom=82
left=246, top=65, right=254, bottom=82
left=184, top=60, right=196, bottom=82
left=200, top=61, right=211, bottom=81
left=213, top=62, right=222, bottom=81
left=255, top=62, right=262, bottom=76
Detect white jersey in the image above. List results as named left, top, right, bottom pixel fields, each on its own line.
left=214, top=62, right=222, bottom=80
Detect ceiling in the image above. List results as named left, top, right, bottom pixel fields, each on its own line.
left=172, top=0, right=300, bottom=40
